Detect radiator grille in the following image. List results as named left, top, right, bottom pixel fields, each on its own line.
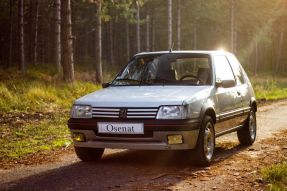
left=92, top=107, right=158, bottom=119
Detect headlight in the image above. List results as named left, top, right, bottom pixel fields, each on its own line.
left=70, top=105, right=92, bottom=119
left=156, top=106, right=188, bottom=119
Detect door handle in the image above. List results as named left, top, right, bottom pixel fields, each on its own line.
left=237, top=91, right=241, bottom=95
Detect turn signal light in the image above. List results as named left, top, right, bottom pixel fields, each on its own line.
left=72, top=132, right=86, bottom=142
left=167, top=135, right=183, bottom=145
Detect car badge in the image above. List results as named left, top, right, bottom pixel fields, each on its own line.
left=119, top=108, right=128, bottom=119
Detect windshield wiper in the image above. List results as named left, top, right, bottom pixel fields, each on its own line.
left=143, top=78, right=174, bottom=85
left=114, top=78, right=141, bottom=84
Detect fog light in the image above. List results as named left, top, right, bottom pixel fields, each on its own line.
left=72, top=132, right=86, bottom=142
left=167, top=135, right=183, bottom=145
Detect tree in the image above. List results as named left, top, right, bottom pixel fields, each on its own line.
left=230, top=0, right=235, bottom=53
left=32, top=0, right=39, bottom=66
left=136, top=1, right=141, bottom=52
left=61, top=0, right=74, bottom=82
left=177, top=0, right=181, bottom=50
left=18, top=0, right=25, bottom=73
left=8, top=0, right=13, bottom=68
left=54, top=0, right=61, bottom=73
left=276, top=0, right=287, bottom=72
left=146, top=14, right=150, bottom=51
left=95, top=1, right=102, bottom=84
left=168, top=0, right=172, bottom=49
left=126, top=20, right=130, bottom=60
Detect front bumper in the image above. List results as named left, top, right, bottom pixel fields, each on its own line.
left=68, top=118, right=200, bottom=150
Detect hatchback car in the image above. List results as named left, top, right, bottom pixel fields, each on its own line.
left=68, top=51, right=257, bottom=166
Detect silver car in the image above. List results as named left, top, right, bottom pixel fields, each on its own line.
left=68, top=51, right=257, bottom=166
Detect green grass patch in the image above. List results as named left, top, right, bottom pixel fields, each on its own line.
left=0, top=67, right=102, bottom=160
left=262, top=161, right=287, bottom=191
left=251, top=76, right=287, bottom=100
left=0, top=68, right=101, bottom=112
left=0, top=114, right=71, bottom=159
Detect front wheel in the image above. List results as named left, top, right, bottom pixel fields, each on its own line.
left=237, top=109, right=257, bottom=145
left=192, top=116, right=215, bottom=166
left=74, top=147, right=104, bottom=161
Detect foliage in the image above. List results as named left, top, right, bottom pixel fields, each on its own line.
left=0, top=68, right=100, bottom=112
left=262, top=161, right=287, bottom=191
left=2, top=0, right=286, bottom=74
left=0, top=67, right=100, bottom=160
left=251, top=75, right=287, bottom=100
left=0, top=114, right=71, bottom=159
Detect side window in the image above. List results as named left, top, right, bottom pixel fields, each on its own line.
left=214, top=55, right=235, bottom=82
left=227, top=55, right=245, bottom=85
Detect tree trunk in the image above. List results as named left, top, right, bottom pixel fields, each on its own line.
left=152, top=9, right=155, bottom=51
left=32, top=0, right=39, bottom=66
left=18, top=0, right=25, bottom=73
left=61, top=0, right=74, bottom=82
left=95, top=1, right=102, bottom=84
left=54, top=0, right=61, bottom=72
left=136, top=1, right=141, bottom=53
left=8, top=0, right=13, bottom=68
left=276, top=0, right=286, bottom=72
left=193, top=25, right=197, bottom=50
left=109, top=21, right=114, bottom=66
left=168, top=0, right=172, bottom=49
left=254, top=35, right=258, bottom=76
left=177, top=0, right=181, bottom=50
left=126, top=20, right=130, bottom=61
left=146, top=14, right=150, bottom=51
left=230, top=0, right=235, bottom=53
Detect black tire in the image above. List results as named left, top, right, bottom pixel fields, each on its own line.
left=192, top=116, right=215, bottom=166
left=237, top=109, right=257, bottom=145
left=74, top=147, right=104, bottom=161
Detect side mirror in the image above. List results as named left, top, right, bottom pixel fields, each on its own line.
left=102, top=83, right=110, bottom=88
left=216, top=78, right=235, bottom=88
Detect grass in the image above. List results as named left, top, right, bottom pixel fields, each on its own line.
left=0, top=115, right=71, bottom=159
left=0, top=67, right=101, bottom=161
left=251, top=75, right=287, bottom=100
left=0, top=68, right=101, bottom=112
left=262, top=161, right=287, bottom=191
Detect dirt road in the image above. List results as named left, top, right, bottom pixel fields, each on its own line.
left=1, top=101, right=287, bottom=191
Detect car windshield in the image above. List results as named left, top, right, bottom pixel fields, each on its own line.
left=112, top=53, right=212, bottom=86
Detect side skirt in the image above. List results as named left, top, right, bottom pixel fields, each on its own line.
left=215, top=125, right=243, bottom=138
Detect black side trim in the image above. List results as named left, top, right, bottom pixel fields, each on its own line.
left=215, top=125, right=243, bottom=137
left=216, top=107, right=250, bottom=122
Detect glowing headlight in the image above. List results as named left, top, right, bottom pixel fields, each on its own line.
left=70, top=105, right=92, bottom=119
left=156, top=106, right=188, bottom=119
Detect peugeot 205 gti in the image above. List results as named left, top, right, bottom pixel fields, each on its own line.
left=68, top=51, right=257, bottom=166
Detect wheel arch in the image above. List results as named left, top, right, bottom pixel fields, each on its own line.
left=250, top=97, right=257, bottom=112
left=199, top=106, right=216, bottom=125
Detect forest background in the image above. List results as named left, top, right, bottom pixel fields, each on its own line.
left=0, top=0, right=287, bottom=170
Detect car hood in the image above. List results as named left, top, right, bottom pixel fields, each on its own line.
left=75, top=86, right=213, bottom=107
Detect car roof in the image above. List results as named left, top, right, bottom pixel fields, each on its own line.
left=134, top=50, right=233, bottom=57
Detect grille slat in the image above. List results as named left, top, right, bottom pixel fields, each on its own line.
left=127, top=112, right=157, bottom=115
left=92, top=107, right=158, bottom=119
left=93, top=112, right=119, bottom=115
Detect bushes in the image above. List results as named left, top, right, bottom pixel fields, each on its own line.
left=0, top=70, right=100, bottom=112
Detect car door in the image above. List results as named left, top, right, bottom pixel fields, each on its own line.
left=214, top=55, right=242, bottom=134
left=227, top=54, right=250, bottom=125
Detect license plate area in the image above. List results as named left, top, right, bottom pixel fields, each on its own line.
left=97, top=122, right=144, bottom=135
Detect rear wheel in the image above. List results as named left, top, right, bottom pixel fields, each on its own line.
left=74, top=147, right=104, bottom=161
left=192, top=116, right=215, bottom=166
left=237, top=109, right=256, bottom=145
